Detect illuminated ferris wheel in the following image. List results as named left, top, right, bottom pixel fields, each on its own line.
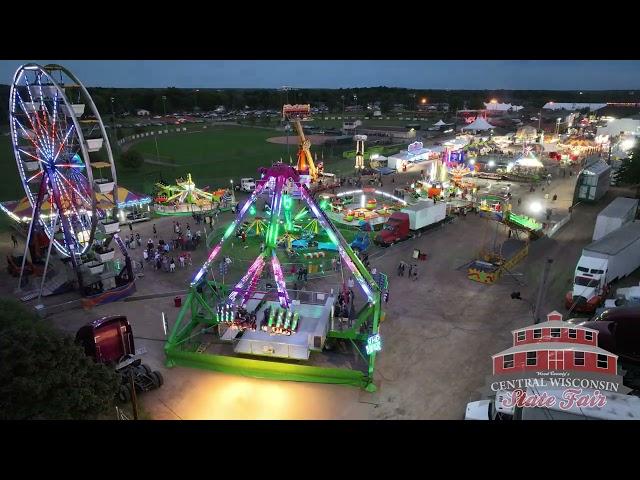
left=9, top=63, right=118, bottom=265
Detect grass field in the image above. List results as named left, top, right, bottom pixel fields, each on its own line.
left=125, top=125, right=357, bottom=193
left=0, top=123, right=363, bottom=207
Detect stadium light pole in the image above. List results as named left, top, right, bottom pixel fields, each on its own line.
left=162, top=95, right=167, bottom=117
left=110, top=97, right=117, bottom=142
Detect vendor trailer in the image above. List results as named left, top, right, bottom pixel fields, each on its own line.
left=374, top=201, right=447, bottom=246
left=592, top=197, right=638, bottom=241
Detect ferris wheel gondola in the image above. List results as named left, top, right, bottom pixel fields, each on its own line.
left=9, top=63, right=118, bottom=270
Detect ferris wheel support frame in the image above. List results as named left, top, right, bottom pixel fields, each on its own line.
left=11, top=63, right=119, bottom=292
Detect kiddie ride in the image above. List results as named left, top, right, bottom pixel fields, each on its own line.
left=466, top=210, right=536, bottom=285
left=76, top=315, right=164, bottom=402
left=165, top=163, right=384, bottom=392
left=154, top=173, right=234, bottom=215
left=323, top=188, right=407, bottom=230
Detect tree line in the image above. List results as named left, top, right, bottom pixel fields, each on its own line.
left=1, top=84, right=639, bottom=124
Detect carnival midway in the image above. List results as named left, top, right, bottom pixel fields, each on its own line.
left=2, top=61, right=640, bottom=421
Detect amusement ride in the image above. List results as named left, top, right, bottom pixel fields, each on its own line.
left=9, top=63, right=134, bottom=304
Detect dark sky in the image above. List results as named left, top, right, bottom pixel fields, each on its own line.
left=1, top=60, right=639, bottom=90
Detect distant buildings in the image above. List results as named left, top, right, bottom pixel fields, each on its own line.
left=417, top=102, right=450, bottom=113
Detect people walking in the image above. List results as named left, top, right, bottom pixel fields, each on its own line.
left=11, top=234, right=17, bottom=248
left=153, top=224, right=157, bottom=238
left=170, top=258, right=176, bottom=273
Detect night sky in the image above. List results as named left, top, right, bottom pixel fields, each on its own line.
left=1, top=60, right=639, bottom=90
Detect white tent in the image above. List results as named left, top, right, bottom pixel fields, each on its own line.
left=515, top=156, right=544, bottom=168
left=434, top=119, right=447, bottom=127
left=484, top=102, right=524, bottom=112
left=461, top=117, right=496, bottom=132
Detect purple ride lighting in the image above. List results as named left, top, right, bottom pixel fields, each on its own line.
left=191, top=183, right=265, bottom=285
left=228, top=254, right=265, bottom=305
left=271, top=251, right=290, bottom=308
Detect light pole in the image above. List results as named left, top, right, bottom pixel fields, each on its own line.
left=341, top=95, right=345, bottom=114
left=194, top=89, right=199, bottom=111
left=162, top=95, right=167, bottom=117
left=285, top=123, right=291, bottom=160
left=555, top=117, right=561, bottom=138
left=110, top=97, right=117, bottom=142
left=538, top=109, right=542, bottom=131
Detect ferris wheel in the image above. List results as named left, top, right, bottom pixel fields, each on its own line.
left=9, top=63, right=118, bottom=266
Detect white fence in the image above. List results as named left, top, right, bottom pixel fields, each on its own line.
left=118, top=126, right=187, bottom=146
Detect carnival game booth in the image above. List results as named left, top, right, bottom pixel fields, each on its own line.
left=503, top=152, right=545, bottom=182
left=387, top=141, right=440, bottom=175
left=477, top=193, right=509, bottom=221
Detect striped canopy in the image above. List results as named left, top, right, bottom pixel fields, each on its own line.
left=1, top=186, right=151, bottom=222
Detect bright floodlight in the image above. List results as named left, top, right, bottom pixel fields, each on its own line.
left=621, top=139, right=636, bottom=151
left=530, top=202, right=542, bottom=214
left=488, top=160, right=496, bottom=167
left=468, top=159, right=476, bottom=165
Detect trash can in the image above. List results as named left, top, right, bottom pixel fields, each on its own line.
left=174, top=296, right=182, bottom=308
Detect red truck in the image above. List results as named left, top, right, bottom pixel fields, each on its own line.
left=374, top=201, right=448, bottom=246
left=76, top=315, right=163, bottom=402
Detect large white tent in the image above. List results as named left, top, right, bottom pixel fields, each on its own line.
left=484, top=102, right=523, bottom=112
left=461, top=116, right=496, bottom=132
left=434, top=119, right=448, bottom=126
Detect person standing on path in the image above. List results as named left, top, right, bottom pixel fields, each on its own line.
left=128, top=222, right=133, bottom=232
left=153, top=224, right=157, bottom=238
left=11, top=234, right=17, bottom=248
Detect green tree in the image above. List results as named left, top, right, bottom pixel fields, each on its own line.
left=119, top=149, right=144, bottom=171
left=0, top=299, right=120, bottom=420
left=614, top=149, right=640, bottom=185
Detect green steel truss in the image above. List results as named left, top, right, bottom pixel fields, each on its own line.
left=165, top=165, right=382, bottom=392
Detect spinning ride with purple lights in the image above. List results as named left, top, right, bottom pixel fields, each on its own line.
left=166, top=163, right=384, bottom=391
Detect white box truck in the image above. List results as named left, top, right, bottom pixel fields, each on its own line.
left=592, top=197, right=638, bottom=241
left=374, top=201, right=447, bottom=246
left=566, top=221, right=640, bottom=313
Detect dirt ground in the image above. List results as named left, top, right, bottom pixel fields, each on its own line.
left=1, top=166, right=637, bottom=419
